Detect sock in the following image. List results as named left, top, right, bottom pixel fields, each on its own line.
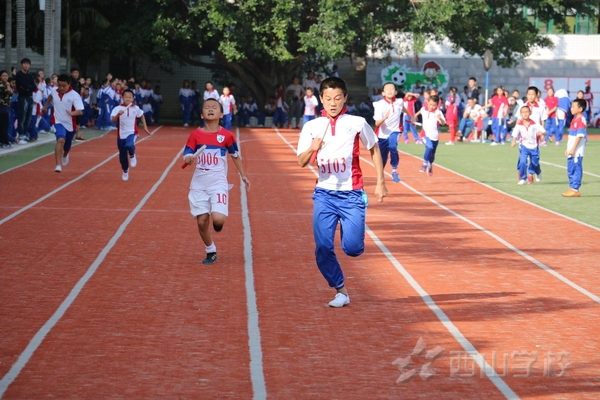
left=205, top=242, right=216, bottom=253
left=392, top=168, right=398, bottom=173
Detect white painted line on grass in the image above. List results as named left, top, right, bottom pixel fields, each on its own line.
left=236, top=128, right=266, bottom=400
left=275, top=128, right=518, bottom=400
left=398, top=150, right=600, bottom=233
left=0, top=143, right=181, bottom=398
left=540, top=160, right=600, bottom=178
left=0, top=126, right=162, bottom=226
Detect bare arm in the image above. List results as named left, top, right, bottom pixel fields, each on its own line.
left=140, top=115, right=151, bottom=135
left=230, top=154, right=250, bottom=189
left=369, top=144, right=388, bottom=202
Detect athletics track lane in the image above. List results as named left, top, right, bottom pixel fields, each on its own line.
left=0, top=127, right=252, bottom=398
left=2, top=126, right=600, bottom=398
left=270, top=127, right=600, bottom=399
left=243, top=128, right=505, bottom=399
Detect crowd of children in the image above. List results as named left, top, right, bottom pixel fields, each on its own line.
left=0, top=62, right=164, bottom=150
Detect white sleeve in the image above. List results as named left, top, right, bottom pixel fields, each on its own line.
left=359, top=119, right=378, bottom=150
left=297, top=120, right=319, bottom=156
left=373, top=101, right=383, bottom=120
left=73, top=93, right=84, bottom=111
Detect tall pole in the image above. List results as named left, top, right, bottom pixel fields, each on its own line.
left=44, top=0, right=55, bottom=76
left=483, top=70, right=489, bottom=143
left=4, top=0, right=12, bottom=73
left=54, top=0, right=62, bottom=74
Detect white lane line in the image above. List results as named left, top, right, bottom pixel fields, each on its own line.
left=540, top=160, right=600, bottom=178
left=0, top=126, right=163, bottom=226
left=236, top=128, right=266, bottom=400
left=366, top=229, right=519, bottom=400
left=399, top=150, right=600, bottom=233
left=360, top=154, right=600, bottom=304
left=0, top=144, right=182, bottom=398
left=274, top=128, right=518, bottom=400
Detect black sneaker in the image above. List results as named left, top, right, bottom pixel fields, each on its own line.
left=202, top=252, right=218, bottom=264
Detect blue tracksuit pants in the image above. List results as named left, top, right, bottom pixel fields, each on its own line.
left=312, top=188, right=366, bottom=289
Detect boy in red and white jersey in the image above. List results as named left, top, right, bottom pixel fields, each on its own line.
left=297, top=77, right=387, bottom=308
left=182, top=99, right=250, bottom=265
left=41, top=74, right=84, bottom=172
left=511, top=106, right=545, bottom=185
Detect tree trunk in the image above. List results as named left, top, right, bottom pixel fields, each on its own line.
left=54, top=0, right=62, bottom=73
left=44, top=0, right=55, bottom=76
left=16, top=0, right=26, bottom=63
left=4, top=0, right=12, bottom=72
left=179, top=52, right=306, bottom=109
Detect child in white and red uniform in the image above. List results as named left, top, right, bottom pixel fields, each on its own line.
left=511, top=105, right=545, bottom=185
left=41, top=74, right=84, bottom=172
left=182, top=98, right=250, bottom=265
left=414, top=95, right=446, bottom=175
left=297, top=77, right=387, bottom=308
left=110, top=89, right=151, bottom=181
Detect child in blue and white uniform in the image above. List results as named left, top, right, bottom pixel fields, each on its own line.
left=511, top=105, right=545, bottom=185
left=297, top=77, right=387, bottom=308
left=179, top=80, right=194, bottom=127
left=219, top=86, right=236, bottom=131
left=41, top=74, right=84, bottom=172
left=302, top=87, right=319, bottom=126
left=555, top=89, right=571, bottom=146
left=110, top=89, right=151, bottom=181
left=242, top=95, right=260, bottom=127
left=562, top=99, right=587, bottom=197
left=414, top=95, right=446, bottom=175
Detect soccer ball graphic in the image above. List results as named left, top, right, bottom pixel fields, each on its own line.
left=392, top=70, right=406, bottom=86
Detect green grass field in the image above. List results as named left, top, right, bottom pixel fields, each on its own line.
left=399, top=135, right=600, bottom=229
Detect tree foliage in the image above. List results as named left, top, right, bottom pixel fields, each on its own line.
left=151, top=0, right=598, bottom=104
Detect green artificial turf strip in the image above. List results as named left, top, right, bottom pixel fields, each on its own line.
left=398, top=138, right=600, bottom=229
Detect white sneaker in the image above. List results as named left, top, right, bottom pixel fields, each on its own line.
left=122, top=171, right=129, bottom=181
left=518, top=179, right=527, bottom=185
left=536, top=173, right=542, bottom=182
left=130, top=155, right=137, bottom=168
left=183, top=123, right=189, bottom=127
left=328, top=292, right=350, bottom=308
left=445, top=141, right=454, bottom=145
left=62, top=153, right=69, bottom=166
left=54, top=165, right=62, bottom=173
left=18, top=139, right=28, bottom=145
left=490, top=142, right=498, bottom=146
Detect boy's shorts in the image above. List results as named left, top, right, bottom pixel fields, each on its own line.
left=53, top=123, right=76, bottom=140
left=188, top=185, right=230, bottom=217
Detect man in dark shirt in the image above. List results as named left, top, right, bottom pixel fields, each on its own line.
left=15, top=58, right=37, bottom=142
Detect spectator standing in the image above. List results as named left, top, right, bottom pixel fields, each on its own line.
left=285, top=77, right=305, bottom=129
left=0, top=70, right=12, bottom=148
left=15, top=58, right=38, bottom=143
left=582, top=86, right=593, bottom=124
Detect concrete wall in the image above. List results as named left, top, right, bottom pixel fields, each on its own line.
left=367, top=58, right=600, bottom=97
